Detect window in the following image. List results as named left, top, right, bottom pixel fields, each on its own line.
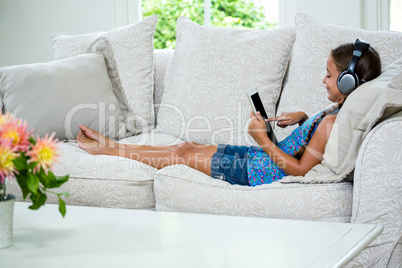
left=142, top=0, right=279, bottom=48
left=390, top=0, right=402, bottom=32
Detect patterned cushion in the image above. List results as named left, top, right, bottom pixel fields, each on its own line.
left=156, top=17, right=296, bottom=145
left=7, top=131, right=182, bottom=209
left=51, top=15, right=158, bottom=134
left=276, top=13, right=402, bottom=140
left=154, top=165, right=353, bottom=222
left=154, top=49, right=174, bottom=123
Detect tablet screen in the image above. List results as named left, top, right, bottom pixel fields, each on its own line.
left=250, top=92, right=268, bottom=119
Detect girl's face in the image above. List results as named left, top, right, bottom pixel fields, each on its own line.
left=323, top=57, right=347, bottom=103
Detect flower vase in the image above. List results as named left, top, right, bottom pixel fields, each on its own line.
left=0, top=195, right=15, bottom=249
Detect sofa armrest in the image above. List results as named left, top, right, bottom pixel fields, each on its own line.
left=349, top=113, right=402, bottom=267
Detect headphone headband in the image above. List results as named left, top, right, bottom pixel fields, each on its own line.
left=347, top=39, right=370, bottom=76
left=337, top=38, right=370, bottom=95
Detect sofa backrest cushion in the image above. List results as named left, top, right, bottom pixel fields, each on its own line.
left=323, top=58, right=402, bottom=174
left=154, top=49, right=174, bottom=120
left=51, top=15, right=157, bottom=134
left=276, top=13, right=402, bottom=141
left=156, top=16, right=296, bottom=145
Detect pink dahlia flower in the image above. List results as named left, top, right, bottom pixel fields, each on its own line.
left=0, top=139, right=18, bottom=183
left=27, top=133, right=59, bottom=175
left=0, top=113, right=32, bottom=152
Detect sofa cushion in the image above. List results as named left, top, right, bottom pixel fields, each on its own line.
left=7, top=131, right=183, bottom=209
left=156, top=16, right=296, bottom=145
left=154, top=49, right=174, bottom=120
left=86, top=37, right=138, bottom=134
left=154, top=165, right=353, bottom=222
left=276, top=13, right=402, bottom=140
left=0, top=53, right=128, bottom=140
left=323, top=59, right=402, bottom=174
left=51, top=15, right=158, bottom=134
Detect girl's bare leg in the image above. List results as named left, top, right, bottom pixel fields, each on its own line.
left=79, top=124, right=192, bottom=152
left=77, top=125, right=218, bottom=176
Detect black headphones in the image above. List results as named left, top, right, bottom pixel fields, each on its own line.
left=337, top=38, right=370, bottom=95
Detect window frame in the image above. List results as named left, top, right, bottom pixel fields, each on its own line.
left=120, top=0, right=278, bottom=27
left=362, top=0, right=390, bottom=31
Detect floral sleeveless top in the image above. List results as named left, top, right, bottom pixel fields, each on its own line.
left=247, top=109, right=338, bottom=187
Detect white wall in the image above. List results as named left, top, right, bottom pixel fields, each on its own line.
left=0, top=0, right=114, bottom=66
left=279, top=0, right=390, bottom=30
left=280, top=0, right=361, bottom=28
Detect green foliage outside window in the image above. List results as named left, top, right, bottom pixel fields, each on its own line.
left=142, top=0, right=276, bottom=49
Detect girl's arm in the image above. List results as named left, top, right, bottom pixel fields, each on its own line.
left=248, top=112, right=336, bottom=176
left=266, top=111, right=309, bottom=128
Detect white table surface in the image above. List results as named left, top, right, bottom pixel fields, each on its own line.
left=1, top=202, right=382, bottom=268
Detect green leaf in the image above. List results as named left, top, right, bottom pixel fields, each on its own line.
left=56, top=174, right=69, bottom=187
left=46, top=171, right=58, bottom=186
left=38, top=171, right=53, bottom=188
left=58, top=196, right=66, bottom=217
left=38, top=171, right=68, bottom=189
left=29, top=191, right=47, bottom=210
left=13, top=154, right=28, bottom=170
left=15, top=172, right=30, bottom=199
left=28, top=136, right=36, bottom=145
left=28, top=160, right=39, bottom=170
left=26, top=173, right=39, bottom=195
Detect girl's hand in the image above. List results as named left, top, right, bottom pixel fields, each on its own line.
left=248, top=112, right=269, bottom=144
left=266, top=111, right=308, bottom=128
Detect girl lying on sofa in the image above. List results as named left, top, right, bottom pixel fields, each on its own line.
left=77, top=40, right=381, bottom=187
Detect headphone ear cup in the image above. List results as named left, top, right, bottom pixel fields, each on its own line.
left=337, top=71, right=358, bottom=95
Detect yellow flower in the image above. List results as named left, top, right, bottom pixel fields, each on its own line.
left=0, top=139, right=18, bottom=183
left=27, top=133, right=59, bottom=174
left=0, top=112, right=31, bottom=152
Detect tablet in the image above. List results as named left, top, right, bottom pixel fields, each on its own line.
left=247, top=88, right=278, bottom=145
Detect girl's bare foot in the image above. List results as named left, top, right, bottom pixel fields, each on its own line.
left=78, top=125, right=116, bottom=147
left=77, top=131, right=112, bottom=156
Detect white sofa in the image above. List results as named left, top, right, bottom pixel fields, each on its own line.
left=4, top=14, right=402, bottom=267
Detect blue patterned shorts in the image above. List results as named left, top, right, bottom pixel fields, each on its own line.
left=210, top=144, right=249, bottom=186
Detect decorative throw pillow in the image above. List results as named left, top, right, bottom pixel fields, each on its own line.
left=156, top=17, right=296, bottom=145
left=87, top=37, right=137, bottom=134
left=323, top=58, right=402, bottom=173
left=154, top=49, right=174, bottom=120
left=276, top=13, right=402, bottom=140
left=0, top=53, right=128, bottom=140
left=51, top=15, right=158, bottom=134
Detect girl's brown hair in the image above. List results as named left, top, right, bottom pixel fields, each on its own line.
left=293, top=42, right=382, bottom=160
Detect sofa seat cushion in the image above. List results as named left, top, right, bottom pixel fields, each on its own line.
left=52, top=142, right=157, bottom=209
left=8, top=131, right=183, bottom=209
left=154, top=165, right=353, bottom=222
